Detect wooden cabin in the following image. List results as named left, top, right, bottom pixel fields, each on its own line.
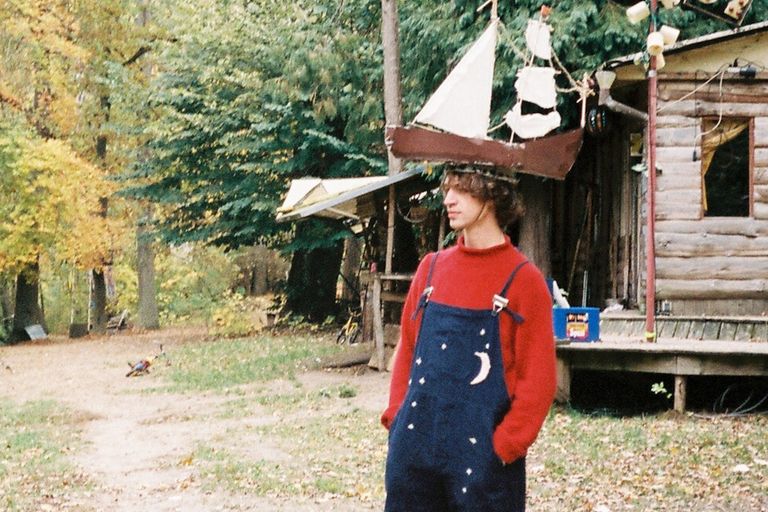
left=559, top=21, right=768, bottom=340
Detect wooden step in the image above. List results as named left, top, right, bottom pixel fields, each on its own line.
left=600, top=314, right=768, bottom=342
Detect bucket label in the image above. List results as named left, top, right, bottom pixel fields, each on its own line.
left=566, top=312, right=589, bottom=339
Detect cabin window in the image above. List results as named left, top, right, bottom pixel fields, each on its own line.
left=701, top=118, right=751, bottom=217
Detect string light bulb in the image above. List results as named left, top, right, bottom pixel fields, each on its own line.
left=659, top=25, right=680, bottom=45
left=626, top=1, right=651, bottom=24
left=647, top=31, right=665, bottom=56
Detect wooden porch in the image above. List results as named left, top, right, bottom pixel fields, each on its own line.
left=556, top=334, right=768, bottom=413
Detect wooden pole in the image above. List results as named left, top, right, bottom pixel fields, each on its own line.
left=645, top=0, right=659, bottom=342
left=674, top=375, right=687, bottom=413
left=372, top=274, right=385, bottom=371
left=381, top=0, right=403, bottom=275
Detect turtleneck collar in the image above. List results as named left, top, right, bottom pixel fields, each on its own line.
left=457, top=235, right=512, bottom=255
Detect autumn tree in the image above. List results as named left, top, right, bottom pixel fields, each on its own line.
left=0, top=0, right=125, bottom=340
left=0, top=124, right=114, bottom=341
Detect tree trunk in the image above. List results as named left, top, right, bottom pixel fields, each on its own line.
left=251, top=246, right=270, bottom=295
left=285, top=221, right=344, bottom=322
left=381, top=0, right=403, bottom=176
left=136, top=209, right=160, bottom=329
left=0, top=276, right=13, bottom=337
left=10, top=262, right=45, bottom=343
left=340, top=237, right=363, bottom=302
left=381, top=0, right=403, bottom=274
left=518, top=175, right=552, bottom=278
left=89, top=99, right=111, bottom=333
left=133, top=4, right=160, bottom=329
left=90, top=269, right=108, bottom=334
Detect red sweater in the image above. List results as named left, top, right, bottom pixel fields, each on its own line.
left=381, top=236, right=557, bottom=463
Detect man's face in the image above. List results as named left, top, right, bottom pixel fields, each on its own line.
left=442, top=181, right=491, bottom=232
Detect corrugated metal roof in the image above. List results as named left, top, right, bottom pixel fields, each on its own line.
left=606, top=20, right=768, bottom=70
left=275, top=166, right=430, bottom=223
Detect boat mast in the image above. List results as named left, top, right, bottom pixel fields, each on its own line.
left=478, top=0, right=499, bottom=21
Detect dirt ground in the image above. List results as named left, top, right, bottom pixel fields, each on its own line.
left=0, top=328, right=390, bottom=511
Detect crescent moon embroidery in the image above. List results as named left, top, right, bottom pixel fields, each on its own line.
left=469, top=351, right=491, bottom=385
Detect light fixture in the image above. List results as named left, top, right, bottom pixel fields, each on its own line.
left=727, top=64, right=758, bottom=79
left=660, top=0, right=680, bottom=8
left=595, top=70, right=617, bottom=91
left=647, top=31, right=664, bottom=56
left=595, top=69, right=615, bottom=105
left=659, top=25, right=680, bottom=45
left=655, top=52, right=666, bottom=70
left=626, top=1, right=651, bottom=24
left=593, top=68, right=648, bottom=121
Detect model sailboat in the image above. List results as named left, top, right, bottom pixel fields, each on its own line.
left=385, top=6, right=584, bottom=180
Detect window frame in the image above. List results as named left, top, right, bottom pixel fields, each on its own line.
left=699, top=116, right=754, bottom=219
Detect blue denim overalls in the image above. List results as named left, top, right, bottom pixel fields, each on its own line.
left=385, top=253, right=528, bottom=512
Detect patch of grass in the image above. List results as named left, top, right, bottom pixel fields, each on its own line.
left=251, top=407, right=388, bottom=503
left=0, top=399, right=94, bottom=511
left=165, top=332, right=345, bottom=392
left=529, top=406, right=768, bottom=511
left=155, top=331, right=768, bottom=510
left=190, top=444, right=284, bottom=494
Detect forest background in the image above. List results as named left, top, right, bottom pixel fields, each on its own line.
left=2, top=0, right=766, bottom=342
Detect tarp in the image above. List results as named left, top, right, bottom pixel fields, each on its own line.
left=276, top=167, right=428, bottom=223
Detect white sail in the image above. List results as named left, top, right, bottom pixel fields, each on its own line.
left=413, top=21, right=497, bottom=139
left=525, top=19, right=552, bottom=60
left=515, top=67, right=557, bottom=109
left=504, top=103, right=561, bottom=139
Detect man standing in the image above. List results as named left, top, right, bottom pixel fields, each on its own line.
left=381, top=166, right=557, bottom=511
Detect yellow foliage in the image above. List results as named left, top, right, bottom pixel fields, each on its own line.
left=0, top=128, right=117, bottom=274
left=210, top=291, right=271, bottom=339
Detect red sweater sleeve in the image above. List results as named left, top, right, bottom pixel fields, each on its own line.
left=492, top=266, right=557, bottom=462
left=380, top=253, right=432, bottom=430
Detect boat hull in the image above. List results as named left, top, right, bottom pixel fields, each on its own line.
left=385, top=125, right=584, bottom=180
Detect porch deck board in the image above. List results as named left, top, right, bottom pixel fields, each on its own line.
left=555, top=335, right=768, bottom=411
left=702, top=321, right=721, bottom=340
left=689, top=321, right=706, bottom=340
left=673, top=320, right=692, bottom=338
left=735, top=322, right=755, bottom=341
left=754, top=323, right=768, bottom=341
left=719, top=322, right=738, bottom=341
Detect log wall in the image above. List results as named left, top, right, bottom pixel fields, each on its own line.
left=653, top=79, right=768, bottom=315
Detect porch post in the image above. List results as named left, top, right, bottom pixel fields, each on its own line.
left=381, top=0, right=403, bottom=275
left=645, top=0, right=659, bottom=342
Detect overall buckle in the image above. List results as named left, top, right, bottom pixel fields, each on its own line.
left=491, top=294, right=508, bottom=315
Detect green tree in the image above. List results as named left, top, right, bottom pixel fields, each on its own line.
left=123, top=0, right=768, bottom=320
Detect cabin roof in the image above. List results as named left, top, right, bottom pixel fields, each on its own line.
left=605, top=20, right=768, bottom=86
left=275, top=166, right=431, bottom=224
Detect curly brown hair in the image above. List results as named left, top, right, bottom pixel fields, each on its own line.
left=440, top=167, right=524, bottom=228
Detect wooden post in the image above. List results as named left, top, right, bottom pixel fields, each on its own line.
left=644, top=0, right=659, bottom=342
left=381, top=0, right=403, bottom=275
left=555, top=357, right=571, bottom=403
left=674, top=375, right=687, bottom=413
left=372, top=274, right=386, bottom=371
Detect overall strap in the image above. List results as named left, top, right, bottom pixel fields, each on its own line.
left=491, top=260, right=529, bottom=322
left=411, top=252, right=439, bottom=320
